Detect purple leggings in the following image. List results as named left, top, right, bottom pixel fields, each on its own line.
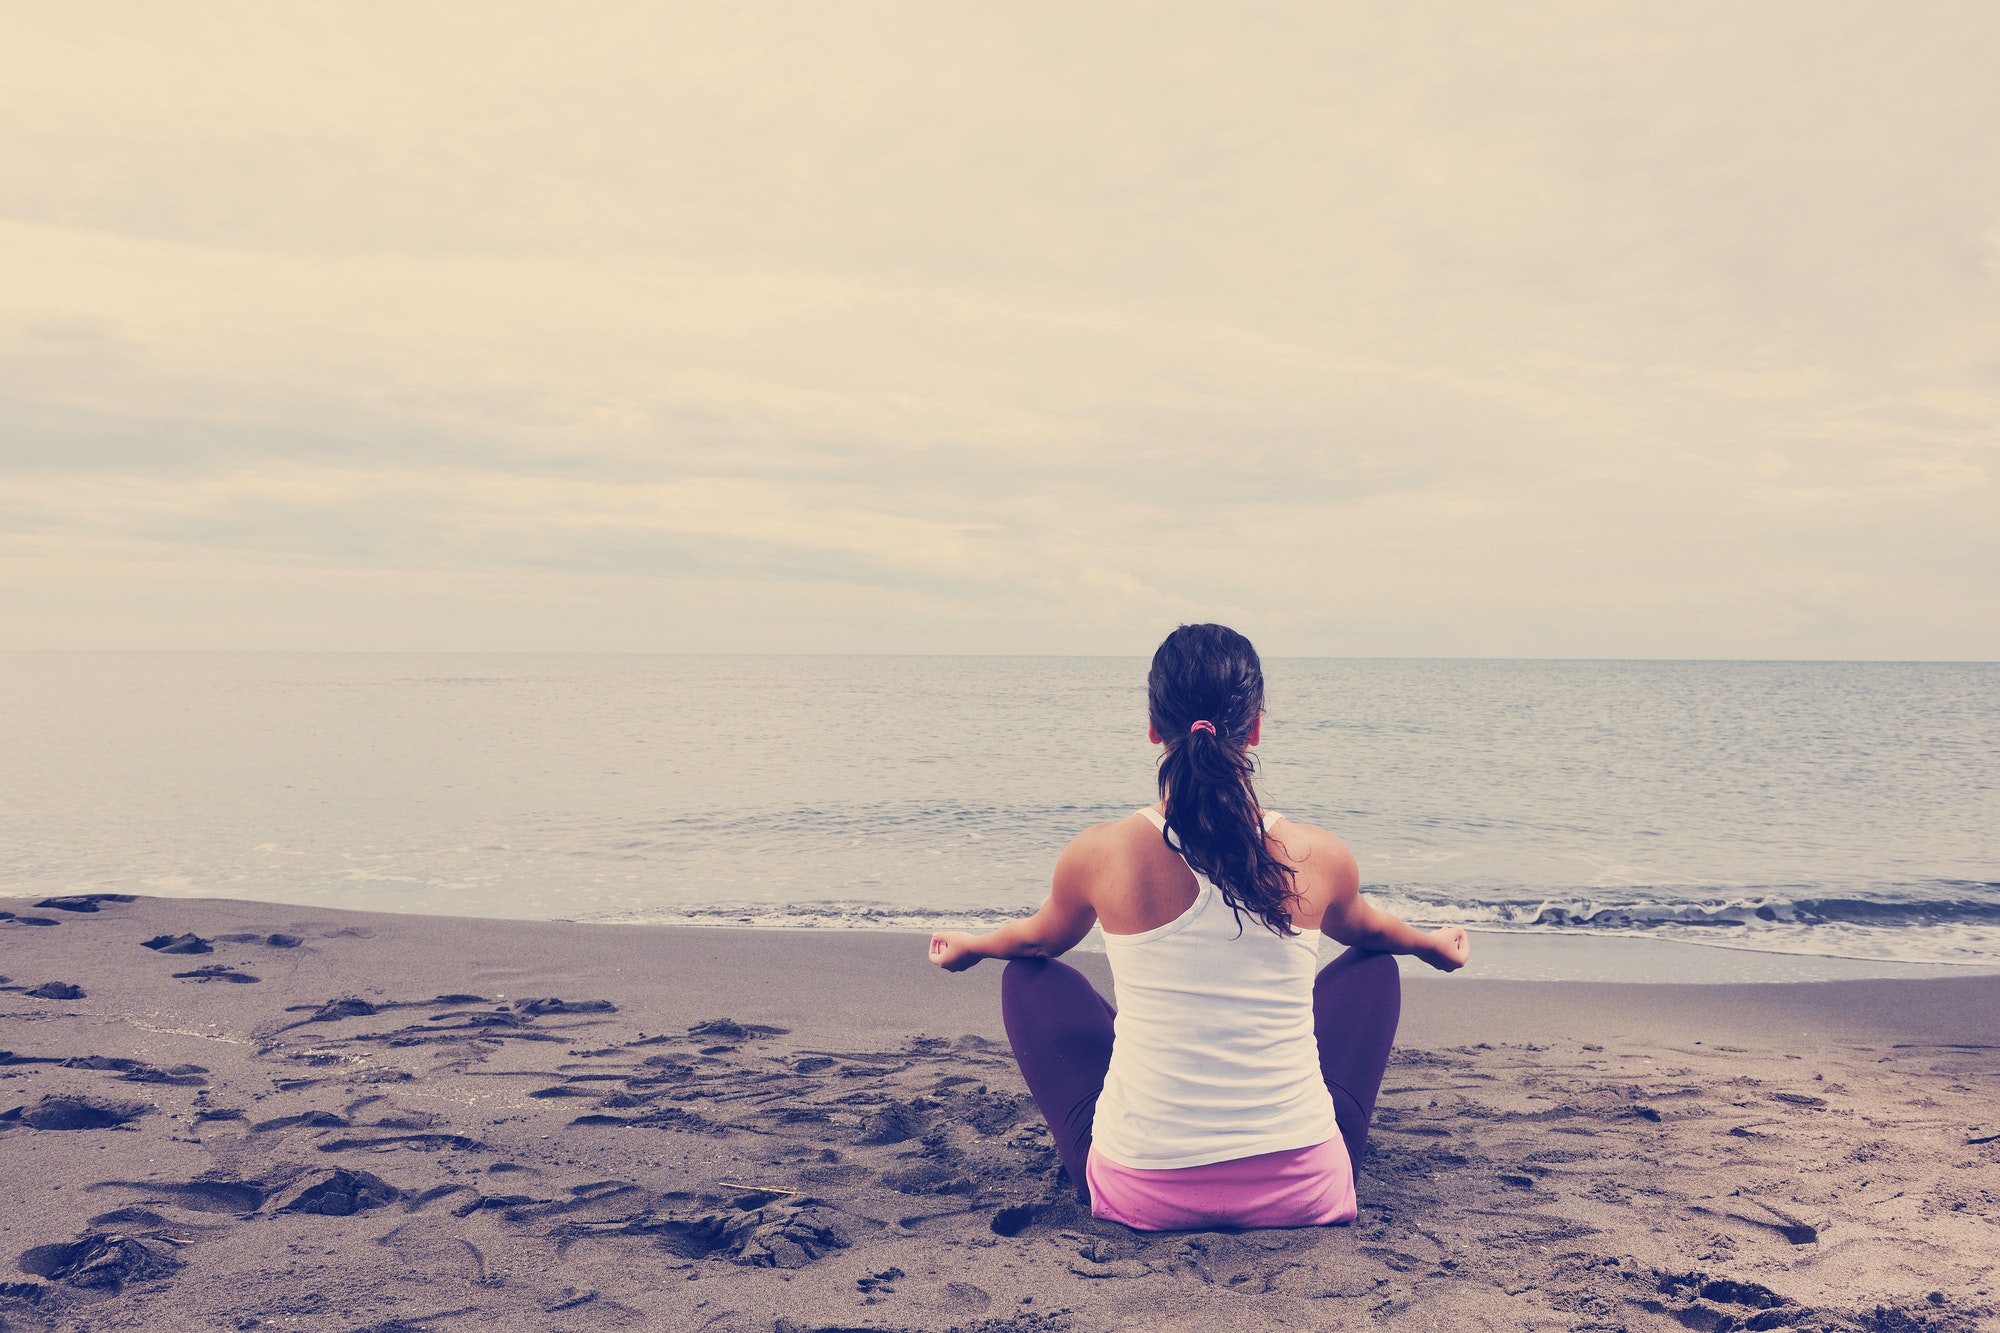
left=1000, top=948, right=1401, bottom=1201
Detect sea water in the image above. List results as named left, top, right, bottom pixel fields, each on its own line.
left=3, top=654, right=1995, bottom=978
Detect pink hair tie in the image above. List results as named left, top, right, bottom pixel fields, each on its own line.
left=1188, top=720, right=1216, bottom=735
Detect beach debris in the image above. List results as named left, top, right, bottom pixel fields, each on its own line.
left=1966, top=1131, right=1999, bottom=1145
left=25, top=982, right=85, bottom=1000
left=17, top=1232, right=182, bottom=1291
left=15, top=1095, right=149, bottom=1131
left=719, top=1181, right=801, bottom=1197
left=269, top=1167, right=401, bottom=1216
left=141, top=932, right=213, bottom=954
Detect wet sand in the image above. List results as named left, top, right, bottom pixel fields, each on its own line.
left=2, top=894, right=1996, bottom=1332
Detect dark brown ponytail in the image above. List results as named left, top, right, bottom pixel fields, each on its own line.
left=1148, top=624, right=1299, bottom=936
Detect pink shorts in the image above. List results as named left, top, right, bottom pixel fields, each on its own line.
left=1084, top=1136, right=1357, bottom=1232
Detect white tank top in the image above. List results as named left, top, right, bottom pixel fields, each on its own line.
left=1090, top=808, right=1340, bottom=1170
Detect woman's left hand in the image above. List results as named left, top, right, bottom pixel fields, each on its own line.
left=1421, top=926, right=1471, bottom=972
left=928, top=931, right=982, bottom=972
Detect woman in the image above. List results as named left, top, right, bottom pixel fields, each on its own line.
left=928, top=623, right=1469, bottom=1232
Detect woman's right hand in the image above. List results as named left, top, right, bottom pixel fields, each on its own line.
left=929, top=931, right=983, bottom=972
left=1421, top=926, right=1471, bottom=972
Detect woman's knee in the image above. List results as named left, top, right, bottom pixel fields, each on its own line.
left=1361, top=948, right=1401, bottom=995
left=1317, top=946, right=1401, bottom=994
left=1001, top=955, right=1054, bottom=1000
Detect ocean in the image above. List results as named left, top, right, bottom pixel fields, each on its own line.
left=3, top=653, right=1995, bottom=979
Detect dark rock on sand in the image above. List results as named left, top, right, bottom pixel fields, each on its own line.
left=26, top=982, right=85, bottom=1000
left=0, top=1051, right=59, bottom=1067
left=309, top=998, right=379, bottom=1022
left=171, top=965, right=260, bottom=983
left=557, top=1202, right=849, bottom=1269
left=253, top=1110, right=352, bottom=1132
left=141, top=933, right=213, bottom=955
left=35, top=894, right=136, bottom=913
left=688, top=1018, right=790, bottom=1040
left=512, top=997, right=617, bottom=1015
left=17, top=1096, right=149, bottom=1131
left=18, top=1233, right=182, bottom=1292
left=61, top=1055, right=207, bottom=1086
left=270, top=1167, right=401, bottom=1216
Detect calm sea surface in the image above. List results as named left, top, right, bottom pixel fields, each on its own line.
left=3, top=654, right=1995, bottom=972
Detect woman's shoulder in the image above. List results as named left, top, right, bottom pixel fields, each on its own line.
left=1059, top=810, right=1160, bottom=864
left=1267, top=818, right=1360, bottom=892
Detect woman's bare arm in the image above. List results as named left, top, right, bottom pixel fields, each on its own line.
left=1307, top=830, right=1470, bottom=972
left=928, top=830, right=1102, bottom=971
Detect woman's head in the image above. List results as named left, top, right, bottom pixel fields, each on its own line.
left=1147, top=624, right=1298, bottom=935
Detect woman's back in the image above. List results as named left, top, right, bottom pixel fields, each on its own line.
left=1092, top=808, right=1341, bottom=1169
left=929, top=621, right=1466, bottom=1232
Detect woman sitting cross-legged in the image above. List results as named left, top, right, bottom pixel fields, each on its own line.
left=928, top=623, right=1470, bottom=1232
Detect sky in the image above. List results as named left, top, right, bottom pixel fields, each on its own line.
left=2, top=3, right=1996, bottom=657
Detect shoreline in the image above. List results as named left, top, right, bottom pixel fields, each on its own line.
left=20, top=888, right=2000, bottom=985
left=4, top=893, right=1997, bottom=1331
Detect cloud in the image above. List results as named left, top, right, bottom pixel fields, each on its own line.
left=1, top=2, right=1996, bottom=655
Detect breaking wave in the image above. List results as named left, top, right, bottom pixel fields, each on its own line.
left=568, top=880, right=2000, bottom=967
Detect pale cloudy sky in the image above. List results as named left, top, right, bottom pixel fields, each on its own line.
left=2, top=3, right=1996, bottom=656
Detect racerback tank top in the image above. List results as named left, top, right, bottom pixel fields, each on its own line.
left=1089, top=808, right=1341, bottom=1169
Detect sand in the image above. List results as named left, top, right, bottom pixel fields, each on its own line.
left=2, top=894, right=1996, bottom=1332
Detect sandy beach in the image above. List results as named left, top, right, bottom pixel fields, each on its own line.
left=2, top=894, right=1995, bottom=1332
